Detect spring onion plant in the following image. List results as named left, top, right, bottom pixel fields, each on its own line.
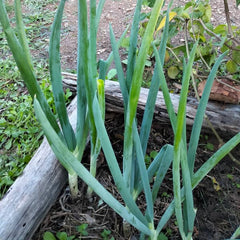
left=1, top=0, right=240, bottom=238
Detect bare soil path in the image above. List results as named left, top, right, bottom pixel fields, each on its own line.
left=60, top=0, right=240, bottom=71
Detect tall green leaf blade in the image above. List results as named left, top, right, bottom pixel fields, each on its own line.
left=88, top=79, right=105, bottom=191
left=98, top=59, right=108, bottom=80
left=110, top=25, right=129, bottom=108
left=96, top=0, right=106, bottom=29
left=231, top=226, right=240, bottom=239
left=14, top=0, right=33, bottom=70
left=181, top=143, right=195, bottom=236
left=80, top=0, right=98, bottom=153
left=76, top=0, right=88, bottom=154
left=133, top=124, right=153, bottom=221
left=174, top=42, right=197, bottom=148
left=49, top=0, right=76, bottom=151
left=134, top=144, right=173, bottom=199
left=152, top=44, right=177, bottom=132
left=140, top=9, right=170, bottom=157
left=110, top=24, right=131, bottom=188
left=124, top=0, right=164, bottom=188
left=89, top=0, right=98, bottom=86
left=152, top=145, right=173, bottom=202
left=187, top=51, right=228, bottom=175
left=173, top=43, right=197, bottom=239
left=125, top=0, right=142, bottom=91
left=0, top=0, right=62, bottom=138
left=126, top=0, right=164, bottom=126
left=192, top=133, right=240, bottom=187
left=105, top=25, right=130, bottom=69
left=33, top=97, right=152, bottom=236
left=92, top=96, right=149, bottom=226
left=173, top=147, right=185, bottom=238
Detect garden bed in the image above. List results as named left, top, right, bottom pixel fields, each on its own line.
left=0, top=80, right=240, bottom=239
left=33, top=110, right=240, bottom=240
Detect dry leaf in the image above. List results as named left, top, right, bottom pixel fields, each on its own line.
left=198, top=79, right=240, bottom=104
left=212, top=177, right=221, bottom=191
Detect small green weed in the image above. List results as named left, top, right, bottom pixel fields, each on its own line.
left=157, top=232, right=168, bottom=240
left=43, top=223, right=89, bottom=240
left=227, top=174, right=240, bottom=189
left=101, top=229, right=115, bottom=240
left=120, top=0, right=240, bottom=85
left=76, top=223, right=89, bottom=237
left=145, top=150, right=158, bottom=167
left=200, top=134, right=215, bottom=151
left=43, top=231, right=75, bottom=240
left=161, top=191, right=170, bottom=198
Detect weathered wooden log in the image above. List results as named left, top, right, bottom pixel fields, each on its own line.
left=0, top=97, right=78, bottom=240
left=62, top=72, right=240, bottom=135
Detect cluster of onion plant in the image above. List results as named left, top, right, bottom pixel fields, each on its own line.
left=1, top=0, right=240, bottom=239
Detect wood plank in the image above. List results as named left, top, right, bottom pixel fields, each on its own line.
left=62, top=72, right=240, bottom=135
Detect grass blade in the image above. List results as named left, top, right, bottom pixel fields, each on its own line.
left=49, top=0, right=76, bottom=151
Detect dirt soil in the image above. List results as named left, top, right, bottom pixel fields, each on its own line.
left=60, top=0, right=240, bottom=71
left=33, top=0, right=240, bottom=239
left=33, top=113, right=240, bottom=240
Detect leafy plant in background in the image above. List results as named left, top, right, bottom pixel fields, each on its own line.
left=43, top=225, right=115, bottom=240
left=43, top=231, right=76, bottom=240
left=165, top=0, right=240, bottom=75
left=1, top=0, right=240, bottom=239
left=100, top=229, right=115, bottom=240
left=127, top=0, right=240, bottom=81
